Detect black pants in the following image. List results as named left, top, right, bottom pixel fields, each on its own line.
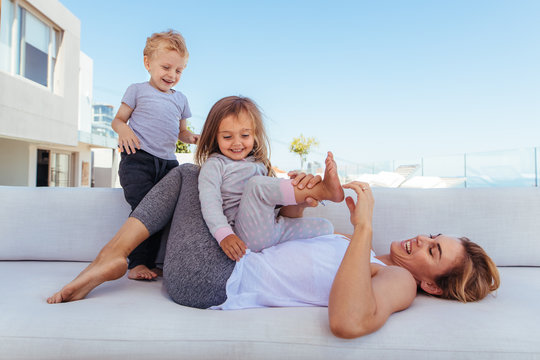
left=118, top=150, right=178, bottom=269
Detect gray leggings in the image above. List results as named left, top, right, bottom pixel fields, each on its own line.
left=131, top=163, right=234, bottom=309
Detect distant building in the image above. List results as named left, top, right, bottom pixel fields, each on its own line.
left=90, top=104, right=118, bottom=187
left=92, top=104, right=116, bottom=139
left=0, top=0, right=117, bottom=187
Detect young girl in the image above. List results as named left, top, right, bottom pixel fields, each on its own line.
left=113, top=30, right=199, bottom=280
left=195, top=96, right=345, bottom=261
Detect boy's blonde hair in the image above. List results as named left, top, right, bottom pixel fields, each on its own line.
left=143, top=30, right=189, bottom=60
left=195, top=96, right=275, bottom=177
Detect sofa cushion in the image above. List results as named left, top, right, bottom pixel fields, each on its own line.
left=1, top=261, right=538, bottom=359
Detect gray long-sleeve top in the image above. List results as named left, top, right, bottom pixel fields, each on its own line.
left=198, top=153, right=267, bottom=243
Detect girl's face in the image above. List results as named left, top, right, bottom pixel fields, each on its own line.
left=144, top=47, right=187, bottom=93
left=217, top=112, right=255, bottom=161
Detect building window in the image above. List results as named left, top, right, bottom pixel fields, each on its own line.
left=0, top=0, right=15, bottom=72
left=50, top=151, right=72, bottom=187
left=0, top=0, right=61, bottom=89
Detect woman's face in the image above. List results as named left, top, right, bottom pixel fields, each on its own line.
left=390, top=234, right=465, bottom=293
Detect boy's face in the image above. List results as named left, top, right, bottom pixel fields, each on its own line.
left=144, top=47, right=187, bottom=93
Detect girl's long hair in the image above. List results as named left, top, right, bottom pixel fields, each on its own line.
left=195, top=96, right=274, bottom=176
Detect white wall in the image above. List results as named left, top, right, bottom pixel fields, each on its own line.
left=92, top=148, right=114, bottom=167
left=0, top=138, right=29, bottom=185
left=92, top=148, right=117, bottom=187
left=79, top=52, right=93, bottom=133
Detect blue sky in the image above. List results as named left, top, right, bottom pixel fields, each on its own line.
left=60, top=0, right=540, bottom=172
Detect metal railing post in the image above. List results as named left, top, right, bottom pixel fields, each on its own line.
left=464, top=153, right=467, bottom=188
left=535, top=147, right=538, bottom=187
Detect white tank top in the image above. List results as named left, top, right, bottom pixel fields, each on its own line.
left=211, top=234, right=386, bottom=310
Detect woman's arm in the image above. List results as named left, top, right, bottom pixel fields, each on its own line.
left=328, top=182, right=416, bottom=338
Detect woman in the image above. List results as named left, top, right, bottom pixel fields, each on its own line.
left=47, top=163, right=499, bottom=338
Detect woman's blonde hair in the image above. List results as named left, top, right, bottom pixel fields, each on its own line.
left=195, top=96, right=274, bottom=176
left=143, top=29, right=188, bottom=60
left=436, top=237, right=500, bottom=302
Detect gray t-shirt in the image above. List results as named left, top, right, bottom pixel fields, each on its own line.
left=121, top=82, right=191, bottom=160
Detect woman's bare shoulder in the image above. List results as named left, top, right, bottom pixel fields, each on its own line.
left=372, top=265, right=417, bottom=309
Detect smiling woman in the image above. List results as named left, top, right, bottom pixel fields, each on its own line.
left=47, top=162, right=500, bottom=339
left=376, top=233, right=499, bottom=302
left=388, top=234, right=465, bottom=294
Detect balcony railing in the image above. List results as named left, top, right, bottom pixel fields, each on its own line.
left=336, top=146, right=539, bottom=188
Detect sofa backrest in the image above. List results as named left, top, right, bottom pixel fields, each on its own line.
left=0, top=186, right=130, bottom=261
left=1, top=186, right=539, bottom=266
left=306, top=187, right=540, bottom=267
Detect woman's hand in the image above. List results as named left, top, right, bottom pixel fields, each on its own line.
left=288, top=171, right=321, bottom=207
left=220, top=234, right=247, bottom=262
left=342, top=181, right=374, bottom=228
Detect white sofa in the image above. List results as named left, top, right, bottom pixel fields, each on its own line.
left=1, top=185, right=539, bottom=359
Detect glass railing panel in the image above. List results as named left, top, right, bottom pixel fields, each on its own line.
left=465, top=148, right=536, bottom=187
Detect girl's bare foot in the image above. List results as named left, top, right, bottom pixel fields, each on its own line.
left=322, top=151, right=345, bottom=202
left=47, top=252, right=127, bottom=304
left=128, top=265, right=158, bottom=280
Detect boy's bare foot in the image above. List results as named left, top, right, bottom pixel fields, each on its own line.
left=128, top=265, right=158, bottom=280
left=152, top=267, right=163, bottom=277
left=47, top=251, right=127, bottom=304
left=322, top=151, right=345, bottom=202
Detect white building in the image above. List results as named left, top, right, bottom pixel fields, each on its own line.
left=91, top=104, right=119, bottom=188
left=0, top=0, right=116, bottom=187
